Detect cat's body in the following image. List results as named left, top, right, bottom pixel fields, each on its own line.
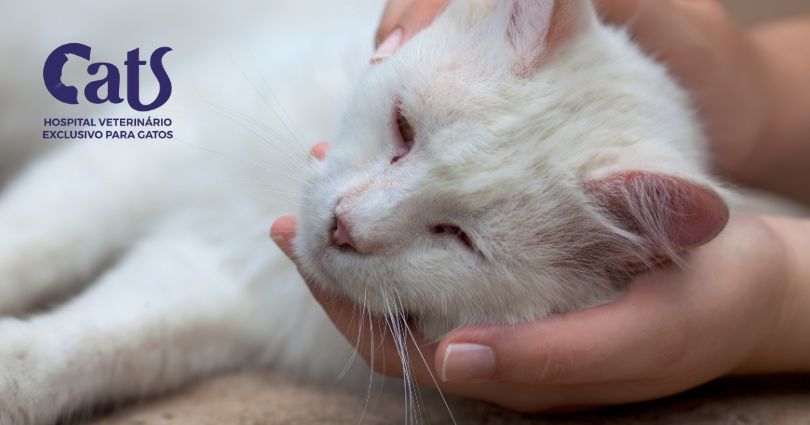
left=1, top=0, right=732, bottom=423
left=0, top=1, right=374, bottom=422
left=296, top=0, right=728, bottom=339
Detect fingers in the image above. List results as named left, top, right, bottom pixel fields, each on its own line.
left=270, top=169, right=439, bottom=380
left=271, top=216, right=370, bottom=344
left=308, top=142, right=330, bottom=161
left=436, top=273, right=691, bottom=386
left=593, top=0, right=730, bottom=69
left=269, top=215, right=298, bottom=258
left=272, top=214, right=439, bottom=379
left=592, top=0, right=646, bottom=23
left=270, top=216, right=346, bottom=315
left=436, top=215, right=778, bottom=388
left=373, top=0, right=450, bottom=63
left=374, top=0, right=647, bottom=51
left=593, top=0, right=689, bottom=63
left=376, top=0, right=413, bottom=47
left=269, top=215, right=346, bottom=314
left=593, top=0, right=685, bottom=51
left=395, top=0, right=450, bottom=41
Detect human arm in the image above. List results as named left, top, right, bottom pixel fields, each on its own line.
left=745, top=18, right=810, bottom=203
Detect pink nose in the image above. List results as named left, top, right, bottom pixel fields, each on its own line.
left=332, top=214, right=359, bottom=252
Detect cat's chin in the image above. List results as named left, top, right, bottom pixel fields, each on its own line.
left=300, top=256, right=455, bottom=340
left=415, top=318, right=458, bottom=342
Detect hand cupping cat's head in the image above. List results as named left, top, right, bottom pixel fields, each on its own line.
left=296, top=0, right=728, bottom=339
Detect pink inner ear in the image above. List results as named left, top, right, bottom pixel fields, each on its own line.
left=507, top=0, right=554, bottom=49
left=505, top=0, right=592, bottom=75
left=586, top=172, right=730, bottom=253
left=545, top=1, right=590, bottom=52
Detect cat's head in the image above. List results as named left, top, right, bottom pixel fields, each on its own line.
left=296, top=0, right=728, bottom=338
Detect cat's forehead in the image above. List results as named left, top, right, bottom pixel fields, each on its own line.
left=414, top=136, right=565, bottom=212
left=385, top=51, right=496, bottom=114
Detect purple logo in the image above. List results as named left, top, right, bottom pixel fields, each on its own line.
left=43, top=43, right=172, bottom=112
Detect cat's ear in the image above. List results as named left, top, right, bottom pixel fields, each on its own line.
left=496, top=0, right=595, bottom=76
left=585, top=172, right=730, bottom=267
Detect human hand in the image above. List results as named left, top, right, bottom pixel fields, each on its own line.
left=372, top=0, right=450, bottom=63
left=271, top=144, right=810, bottom=412
left=274, top=210, right=810, bottom=411
left=373, top=0, right=769, bottom=187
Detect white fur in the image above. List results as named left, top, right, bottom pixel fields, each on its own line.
left=297, top=0, right=719, bottom=338
left=0, top=0, right=728, bottom=423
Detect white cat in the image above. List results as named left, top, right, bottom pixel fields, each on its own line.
left=0, top=0, right=729, bottom=423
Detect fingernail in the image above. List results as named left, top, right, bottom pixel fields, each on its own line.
left=440, top=343, right=496, bottom=382
left=270, top=235, right=285, bottom=244
left=371, top=28, right=403, bottom=64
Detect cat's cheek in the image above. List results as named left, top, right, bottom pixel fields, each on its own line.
left=296, top=210, right=333, bottom=258
left=296, top=184, right=341, bottom=272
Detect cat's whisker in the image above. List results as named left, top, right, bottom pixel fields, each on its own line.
left=203, top=103, right=307, bottom=168
left=384, top=292, right=422, bottom=425
left=224, top=51, right=309, bottom=153
left=227, top=178, right=305, bottom=197
left=176, top=99, right=308, bottom=167
left=172, top=100, right=304, bottom=158
left=203, top=100, right=307, bottom=157
left=205, top=103, right=300, bottom=153
left=380, top=294, right=407, bottom=423
left=160, top=105, right=307, bottom=178
left=248, top=50, right=310, bottom=149
left=171, top=137, right=307, bottom=187
left=387, top=294, right=412, bottom=425
left=336, top=291, right=366, bottom=385
left=358, top=299, right=377, bottom=425
left=227, top=176, right=303, bottom=191
left=254, top=189, right=304, bottom=199
left=393, top=295, right=458, bottom=425
left=401, top=312, right=427, bottom=425
left=392, top=293, right=428, bottom=425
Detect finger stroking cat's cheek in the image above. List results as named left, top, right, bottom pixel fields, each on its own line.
left=371, top=28, right=403, bottom=64
left=270, top=216, right=298, bottom=258
left=308, top=142, right=330, bottom=161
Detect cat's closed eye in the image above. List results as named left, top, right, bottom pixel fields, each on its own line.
left=432, top=224, right=475, bottom=251
left=391, top=106, right=415, bottom=164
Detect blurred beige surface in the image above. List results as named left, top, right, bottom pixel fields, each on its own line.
left=87, top=375, right=810, bottom=425
left=82, top=1, right=810, bottom=425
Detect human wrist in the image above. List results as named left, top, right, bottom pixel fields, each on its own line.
left=721, top=30, right=774, bottom=186
left=739, top=19, right=810, bottom=201
left=735, top=217, right=810, bottom=375
left=772, top=217, right=810, bottom=373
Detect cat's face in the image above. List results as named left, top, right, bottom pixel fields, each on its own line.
left=296, top=0, right=728, bottom=338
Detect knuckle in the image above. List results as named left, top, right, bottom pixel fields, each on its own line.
left=528, top=345, right=576, bottom=385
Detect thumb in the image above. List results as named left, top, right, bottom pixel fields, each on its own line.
left=270, top=214, right=435, bottom=379
left=373, top=0, right=450, bottom=63
left=435, top=274, right=687, bottom=385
